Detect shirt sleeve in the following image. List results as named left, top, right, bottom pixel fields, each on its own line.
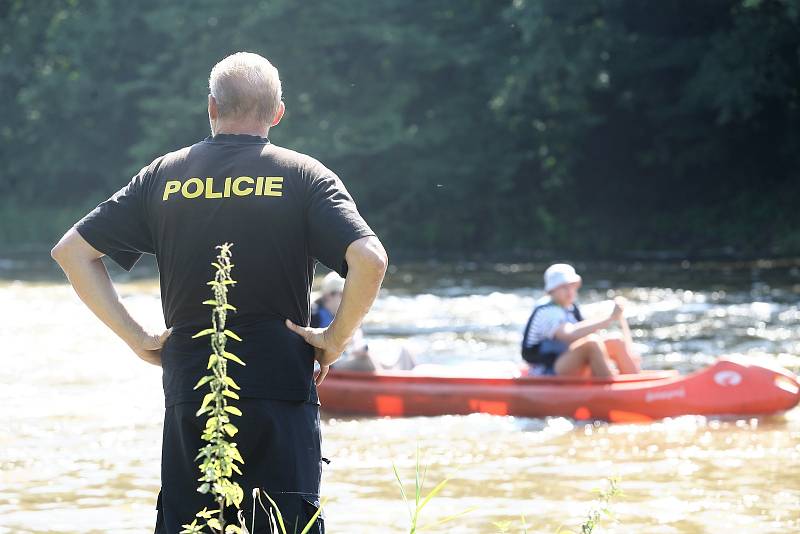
left=305, top=165, right=375, bottom=277
left=530, top=306, right=567, bottom=342
left=72, top=165, right=154, bottom=272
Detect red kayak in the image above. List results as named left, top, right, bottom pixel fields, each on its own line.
left=318, top=356, right=800, bottom=422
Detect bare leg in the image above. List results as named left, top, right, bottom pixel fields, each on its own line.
left=554, top=334, right=614, bottom=377
left=603, top=335, right=641, bottom=374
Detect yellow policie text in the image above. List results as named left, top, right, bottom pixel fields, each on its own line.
left=162, top=176, right=283, bottom=201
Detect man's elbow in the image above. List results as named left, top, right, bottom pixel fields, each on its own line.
left=348, top=236, right=388, bottom=277
left=51, top=229, right=89, bottom=268
left=369, top=238, right=389, bottom=275
left=51, top=240, right=69, bottom=266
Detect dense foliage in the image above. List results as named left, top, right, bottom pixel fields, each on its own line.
left=2, top=0, right=798, bottom=258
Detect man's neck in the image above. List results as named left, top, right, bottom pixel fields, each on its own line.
left=213, top=122, right=269, bottom=138
left=552, top=299, right=572, bottom=309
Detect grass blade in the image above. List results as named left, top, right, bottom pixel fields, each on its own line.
left=298, top=497, right=328, bottom=534
left=392, top=462, right=412, bottom=520
left=417, top=506, right=478, bottom=531
left=416, top=478, right=449, bottom=513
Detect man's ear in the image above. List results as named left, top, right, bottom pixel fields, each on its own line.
left=208, top=94, right=218, bottom=121
left=271, top=100, right=285, bottom=127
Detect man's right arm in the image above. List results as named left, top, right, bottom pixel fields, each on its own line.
left=285, top=235, right=388, bottom=383
left=554, top=316, right=614, bottom=344
left=553, top=299, right=624, bottom=344
left=323, top=235, right=387, bottom=356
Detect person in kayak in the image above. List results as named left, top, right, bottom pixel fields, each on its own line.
left=521, top=263, right=641, bottom=377
left=312, top=272, right=416, bottom=372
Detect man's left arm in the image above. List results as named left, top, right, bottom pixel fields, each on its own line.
left=51, top=227, right=170, bottom=366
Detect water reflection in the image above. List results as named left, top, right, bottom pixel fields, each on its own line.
left=1, top=259, right=799, bottom=532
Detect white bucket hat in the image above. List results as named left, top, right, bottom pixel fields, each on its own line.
left=544, top=263, right=582, bottom=292
left=321, top=271, right=345, bottom=294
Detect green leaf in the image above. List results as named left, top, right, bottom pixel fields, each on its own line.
left=392, top=462, right=411, bottom=519
left=192, top=328, right=215, bottom=338
left=222, top=351, right=246, bottom=365
left=418, top=506, right=478, bottom=531
left=299, top=496, right=328, bottom=534
left=207, top=354, right=218, bottom=369
left=223, top=329, right=242, bottom=341
left=193, top=375, right=213, bottom=390
left=230, top=446, right=244, bottom=464
left=224, top=405, right=242, bottom=416
left=223, top=389, right=240, bottom=400
left=200, top=392, right=214, bottom=411
left=196, top=507, right=214, bottom=519
left=223, top=423, right=238, bottom=436
left=262, top=492, right=287, bottom=534
left=202, top=299, right=219, bottom=306
left=224, top=376, right=241, bottom=390
left=416, top=477, right=449, bottom=513
left=180, top=519, right=199, bottom=534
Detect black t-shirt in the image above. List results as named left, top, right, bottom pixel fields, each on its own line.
left=73, top=133, right=375, bottom=407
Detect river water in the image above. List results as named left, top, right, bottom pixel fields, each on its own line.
left=1, top=256, right=799, bottom=533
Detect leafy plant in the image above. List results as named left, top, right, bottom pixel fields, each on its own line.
left=557, top=477, right=622, bottom=534
left=392, top=444, right=475, bottom=533
left=181, top=242, right=246, bottom=534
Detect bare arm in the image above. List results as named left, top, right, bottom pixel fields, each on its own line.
left=553, top=298, right=624, bottom=344
left=286, top=235, right=388, bottom=383
left=553, top=316, right=614, bottom=344
left=50, top=227, right=171, bottom=366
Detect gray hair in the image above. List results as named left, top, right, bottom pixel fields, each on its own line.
left=209, top=52, right=282, bottom=124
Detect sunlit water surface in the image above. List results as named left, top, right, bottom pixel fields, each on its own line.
left=1, top=258, right=799, bottom=533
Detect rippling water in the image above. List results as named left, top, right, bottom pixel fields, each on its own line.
left=1, top=257, right=799, bottom=533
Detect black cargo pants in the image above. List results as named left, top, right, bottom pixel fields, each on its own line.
left=154, top=397, right=324, bottom=534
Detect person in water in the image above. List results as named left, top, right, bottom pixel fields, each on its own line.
left=521, top=263, right=641, bottom=377
left=312, top=272, right=416, bottom=372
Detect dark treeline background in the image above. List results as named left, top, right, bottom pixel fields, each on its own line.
left=2, top=0, right=799, bottom=259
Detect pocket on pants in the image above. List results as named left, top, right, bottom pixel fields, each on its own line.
left=300, top=494, right=324, bottom=534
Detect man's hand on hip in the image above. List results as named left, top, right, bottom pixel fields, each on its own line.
left=285, top=235, right=388, bottom=386
left=127, top=327, right=172, bottom=367
left=285, top=319, right=346, bottom=371
left=51, top=229, right=175, bottom=368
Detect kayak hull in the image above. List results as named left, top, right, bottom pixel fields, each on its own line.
left=317, top=357, right=800, bottom=422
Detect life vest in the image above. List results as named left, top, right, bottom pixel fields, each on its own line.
left=521, top=300, right=583, bottom=365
